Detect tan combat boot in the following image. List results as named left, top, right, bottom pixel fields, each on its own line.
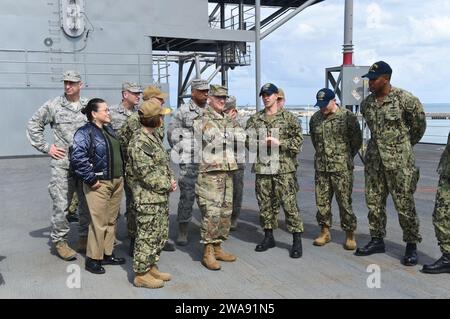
left=149, top=265, right=171, bottom=281
left=202, top=244, right=221, bottom=270
left=344, top=231, right=357, bottom=250
left=75, top=236, right=88, bottom=253
left=313, top=226, right=331, bottom=246
left=176, top=222, right=189, bottom=246
left=134, top=271, right=164, bottom=289
left=55, top=241, right=77, bottom=261
left=213, top=243, right=237, bottom=262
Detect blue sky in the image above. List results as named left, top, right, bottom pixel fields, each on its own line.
left=168, top=0, right=450, bottom=106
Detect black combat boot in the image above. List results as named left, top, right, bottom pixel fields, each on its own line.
left=290, top=232, right=302, bottom=258
left=85, top=257, right=105, bottom=274
left=162, top=240, right=176, bottom=252
left=403, top=243, right=418, bottom=266
left=422, top=253, right=450, bottom=274
left=255, top=229, right=276, bottom=252
left=66, top=213, right=79, bottom=223
left=129, top=237, right=135, bottom=257
left=354, top=237, right=385, bottom=256
left=102, top=253, right=126, bottom=265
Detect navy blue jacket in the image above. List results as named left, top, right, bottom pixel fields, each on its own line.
left=70, top=122, right=123, bottom=186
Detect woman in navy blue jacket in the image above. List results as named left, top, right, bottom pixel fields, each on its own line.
left=71, top=98, right=125, bottom=274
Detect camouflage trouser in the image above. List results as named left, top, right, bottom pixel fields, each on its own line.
left=124, top=177, right=137, bottom=238
left=365, top=164, right=421, bottom=243
left=255, top=173, right=304, bottom=233
left=133, top=203, right=169, bottom=274
left=315, top=170, right=357, bottom=231
left=48, top=166, right=90, bottom=243
left=177, top=163, right=199, bottom=223
left=231, top=165, right=245, bottom=220
left=433, top=176, right=450, bottom=254
left=196, top=171, right=233, bottom=244
left=68, top=192, right=78, bottom=215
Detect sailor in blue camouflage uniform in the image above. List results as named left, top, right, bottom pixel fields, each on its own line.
left=355, top=61, right=426, bottom=266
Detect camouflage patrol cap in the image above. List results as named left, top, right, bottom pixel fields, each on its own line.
left=277, top=88, right=285, bottom=100
left=62, top=70, right=81, bottom=82
left=142, top=85, right=169, bottom=101
left=122, top=82, right=143, bottom=93
left=139, top=100, right=171, bottom=118
left=191, top=79, right=209, bottom=91
left=224, top=95, right=237, bottom=111
left=209, top=84, right=228, bottom=97
left=362, top=61, right=392, bottom=80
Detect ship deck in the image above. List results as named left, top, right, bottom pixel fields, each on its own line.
left=0, top=137, right=449, bottom=299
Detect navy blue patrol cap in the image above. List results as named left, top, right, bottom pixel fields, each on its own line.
left=315, top=88, right=335, bottom=108
left=362, top=61, right=392, bottom=80
left=259, top=83, right=279, bottom=96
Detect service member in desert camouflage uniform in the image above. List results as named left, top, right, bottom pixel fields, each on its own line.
left=126, top=100, right=176, bottom=289
left=167, top=79, right=209, bottom=245
left=109, top=82, right=142, bottom=131
left=223, top=95, right=246, bottom=231
left=422, top=132, right=450, bottom=274
left=117, top=86, right=173, bottom=255
left=245, top=83, right=304, bottom=258
left=26, top=70, right=90, bottom=260
left=309, top=88, right=362, bottom=250
left=355, top=61, right=426, bottom=266
left=194, top=84, right=244, bottom=271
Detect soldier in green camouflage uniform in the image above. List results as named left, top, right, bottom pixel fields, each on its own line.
left=167, top=79, right=209, bottom=245
left=309, top=88, right=362, bottom=250
left=126, top=100, right=175, bottom=289
left=26, top=70, right=90, bottom=260
left=223, top=96, right=246, bottom=231
left=422, top=132, right=450, bottom=274
left=118, top=87, right=172, bottom=255
left=109, top=82, right=142, bottom=246
left=194, top=84, right=243, bottom=271
left=355, top=61, right=426, bottom=266
left=246, top=83, right=304, bottom=258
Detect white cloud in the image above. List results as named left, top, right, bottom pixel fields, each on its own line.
left=409, top=16, right=450, bottom=42
left=293, top=23, right=315, bottom=38
left=366, top=3, right=383, bottom=29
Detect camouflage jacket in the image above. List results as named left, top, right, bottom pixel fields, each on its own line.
left=361, top=86, right=426, bottom=170
left=310, top=107, right=362, bottom=172
left=118, top=112, right=165, bottom=156
left=245, top=108, right=303, bottom=175
left=126, top=127, right=174, bottom=204
left=194, top=105, right=242, bottom=173
left=26, top=95, right=88, bottom=169
left=438, top=132, right=450, bottom=178
left=109, top=102, right=136, bottom=132
left=167, top=99, right=204, bottom=164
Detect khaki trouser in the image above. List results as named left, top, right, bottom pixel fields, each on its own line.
left=83, top=177, right=124, bottom=260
